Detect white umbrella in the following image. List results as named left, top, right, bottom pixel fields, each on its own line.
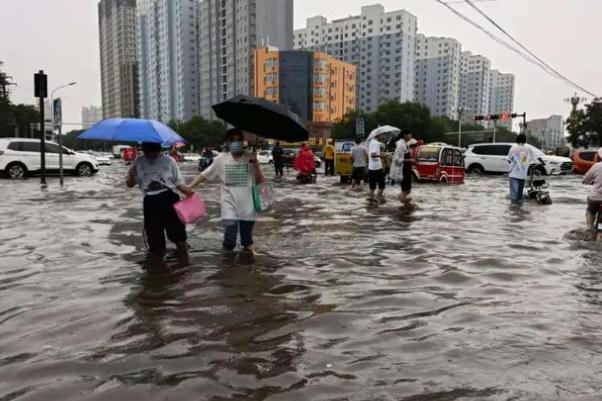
left=365, top=125, right=401, bottom=142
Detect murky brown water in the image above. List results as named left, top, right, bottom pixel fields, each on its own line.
left=1, top=162, right=602, bottom=401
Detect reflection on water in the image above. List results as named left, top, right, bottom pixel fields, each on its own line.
left=1, top=165, right=602, bottom=401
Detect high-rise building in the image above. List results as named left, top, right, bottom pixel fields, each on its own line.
left=414, top=34, right=461, bottom=119
left=254, top=47, right=356, bottom=123
left=199, top=0, right=294, bottom=119
left=488, top=70, right=515, bottom=129
left=526, top=115, right=565, bottom=149
left=294, top=4, right=417, bottom=113
left=459, top=51, right=491, bottom=122
left=98, top=0, right=139, bottom=119
left=137, top=0, right=200, bottom=122
left=82, top=106, right=103, bottom=129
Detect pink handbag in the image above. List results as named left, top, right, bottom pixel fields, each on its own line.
left=173, top=193, right=206, bottom=225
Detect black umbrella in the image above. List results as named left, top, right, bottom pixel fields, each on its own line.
left=212, top=95, right=309, bottom=142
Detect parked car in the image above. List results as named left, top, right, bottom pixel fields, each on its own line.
left=91, top=152, right=113, bottom=166
left=257, top=150, right=274, bottom=164
left=464, top=143, right=573, bottom=176
left=0, top=138, right=100, bottom=179
left=282, top=148, right=322, bottom=169
left=182, top=153, right=201, bottom=163
left=572, top=149, right=601, bottom=175
left=414, top=144, right=465, bottom=184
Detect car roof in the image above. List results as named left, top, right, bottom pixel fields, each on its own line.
left=469, top=142, right=513, bottom=147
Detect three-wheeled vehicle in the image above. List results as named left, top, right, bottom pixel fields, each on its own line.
left=413, top=144, right=465, bottom=184
left=335, top=140, right=356, bottom=184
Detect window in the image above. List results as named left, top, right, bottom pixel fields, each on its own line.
left=45, top=143, right=62, bottom=154
left=472, top=144, right=511, bottom=156
left=7, top=142, right=24, bottom=151
left=580, top=151, right=596, bottom=162
left=21, top=142, right=41, bottom=153
left=417, top=147, right=440, bottom=163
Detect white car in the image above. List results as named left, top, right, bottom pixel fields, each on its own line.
left=91, top=152, right=113, bottom=166
left=182, top=153, right=201, bottom=163
left=0, top=138, right=100, bottom=179
left=257, top=150, right=274, bottom=164
left=464, top=143, right=573, bottom=176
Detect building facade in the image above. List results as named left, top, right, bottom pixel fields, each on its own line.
left=137, top=0, right=200, bottom=122
left=414, top=34, right=461, bottom=119
left=526, top=115, right=565, bottom=149
left=488, top=70, right=515, bottom=129
left=459, top=51, right=491, bottom=122
left=254, top=47, right=356, bottom=123
left=82, top=106, right=103, bottom=129
left=294, top=4, right=417, bottom=113
left=98, top=0, right=139, bottom=119
left=199, top=0, right=294, bottom=119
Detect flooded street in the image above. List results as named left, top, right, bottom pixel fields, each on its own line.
left=1, top=163, right=602, bottom=401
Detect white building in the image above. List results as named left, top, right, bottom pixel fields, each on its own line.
left=199, top=0, right=294, bottom=119
left=137, top=0, right=200, bottom=122
left=526, top=115, right=565, bottom=149
left=488, top=70, right=515, bottom=129
left=82, top=106, right=103, bottom=129
left=414, top=34, right=461, bottom=119
left=460, top=51, right=491, bottom=121
left=98, top=0, right=139, bottom=119
left=294, top=4, right=417, bottom=113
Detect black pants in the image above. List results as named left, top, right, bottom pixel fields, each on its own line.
left=143, top=191, right=187, bottom=254
left=325, top=159, right=335, bottom=176
left=369, top=169, right=386, bottom=191
left=223, top=220, right=255, bottom=251
left=274, top=160, right=284, bottom=177
left=352, top=167, right=366, bottom=185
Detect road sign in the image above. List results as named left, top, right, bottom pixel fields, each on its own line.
left=34, top=71, right=47, bottom=98
left=53, top=98, right=62, bottom=128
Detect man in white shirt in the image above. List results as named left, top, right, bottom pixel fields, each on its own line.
left=368, top=133, right=386, bottom=202
left=506, top=134, right=539, bottom=205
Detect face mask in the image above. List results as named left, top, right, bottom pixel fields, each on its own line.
left=229, top=141, right=244, bottom=154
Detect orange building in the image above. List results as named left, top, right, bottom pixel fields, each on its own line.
left=254, top=47, right=356, bottom=124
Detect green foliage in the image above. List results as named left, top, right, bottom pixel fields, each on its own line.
left=566, top=98, right=602, bottom=148
left=168, top=116, right=227, bottom=150
left=332, top=101, right=504, bottom=146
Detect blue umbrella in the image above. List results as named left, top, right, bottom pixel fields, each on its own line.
left=78, top=118, right=186, bottom=146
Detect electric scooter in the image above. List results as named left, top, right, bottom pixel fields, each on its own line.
left=526, top=164, right=552, bottom=205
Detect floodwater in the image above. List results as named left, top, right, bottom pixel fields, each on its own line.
left=1, top=162, right=602, bottom=401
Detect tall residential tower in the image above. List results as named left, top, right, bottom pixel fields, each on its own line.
left=137, top=0, right=200, bottom=122
left=459, top=51, right=491, bottom=121
left=294, top=4, right=417, bottom=113
left=199, top=0, right=294, bottom=119
left=98, top=0, right=139, bottom=119
left=488, top=70, right=515, bottom=129
left=414, top=34, right=461, bottom=119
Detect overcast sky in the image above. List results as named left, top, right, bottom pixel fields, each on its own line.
left=1, top=0, right=600, bottom=128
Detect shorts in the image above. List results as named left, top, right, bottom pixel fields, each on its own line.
left=369, top=169, right=385, bottom=190
left=587, top=198, right=602, bottom=215
left=352, top=167, right=366, bottom=183
left=401, top=175, right=412, bottom=193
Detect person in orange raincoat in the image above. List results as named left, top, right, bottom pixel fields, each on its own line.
left=293, top=144, right=316, bottom=184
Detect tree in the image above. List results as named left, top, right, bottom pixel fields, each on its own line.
left=331, top=110, right=375, bottom=140
left=372, top=101, right=432, bottom=140
left=170, top=116, right=227, bottom=150
left=583, top=98, right=602, bottom=147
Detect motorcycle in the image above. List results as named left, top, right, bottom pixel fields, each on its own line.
left=526, top=165, right=552, bottom=205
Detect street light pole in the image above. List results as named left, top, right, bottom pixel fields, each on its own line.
left=457, top=107, right=463, bottom=147
left=50, top=82, right=77, bottom=186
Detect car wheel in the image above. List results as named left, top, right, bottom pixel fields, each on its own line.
left=6, top=162, right=27, bottom=179
left=467, top=164, right=484, bottom=175
left=75, top=162, right=93, bottom=177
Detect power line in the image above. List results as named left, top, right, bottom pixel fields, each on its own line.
left=462, top=0, right=598, bottom=97
left=433, top=0, right=598, bottom=97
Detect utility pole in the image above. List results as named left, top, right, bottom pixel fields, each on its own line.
left=34, top=71, right=48, bottom=187
left=457, top=106, right=464, bottom=147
